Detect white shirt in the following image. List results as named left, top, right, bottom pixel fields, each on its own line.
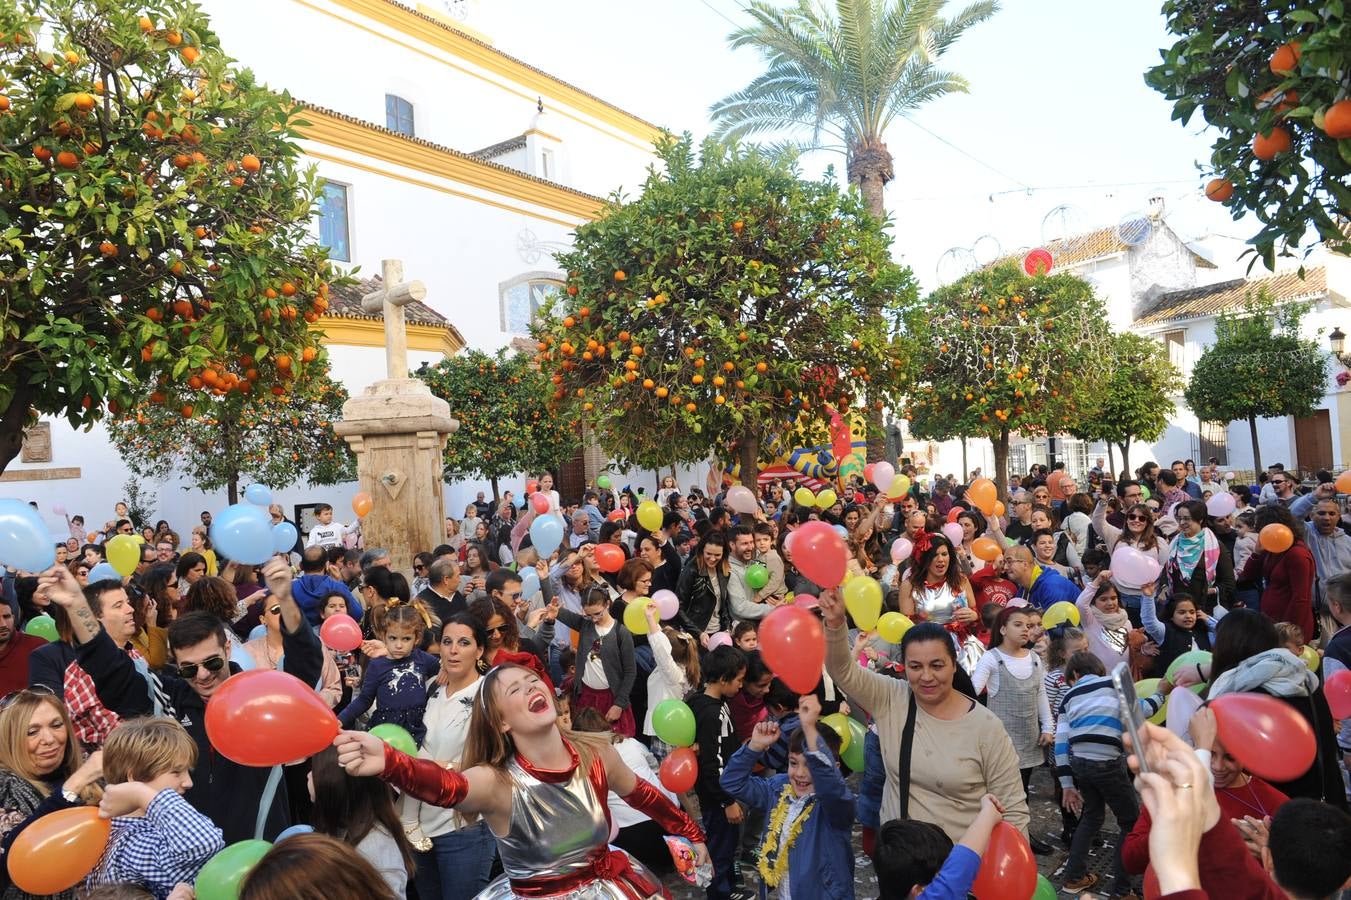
left=582, top=621, right=613, bottom=690
left=608, top=738, right=677, bottom=828
left=970, top=647, right=1054, bottom=735
left=402, top=675, right=480, bottom=837
left=644, top=628, right=691, bottom=737
left=306, top=521, right=351, bottom=548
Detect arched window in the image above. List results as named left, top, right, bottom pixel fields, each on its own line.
left=385, top=94, right=415, bottom=136
left=499, top=273, right=562, bottom=335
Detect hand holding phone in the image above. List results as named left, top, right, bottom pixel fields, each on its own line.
left=1111, top=662, right=1150, bottom=775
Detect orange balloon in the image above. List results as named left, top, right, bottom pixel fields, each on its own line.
left=972, top=536, right=1002, bottom=561
left=351, top=491, right=373, bottom=518
left=970, top=821, right=1036, bottom=900
left=205, top=669, right=340, bottom=766
left=1259, top=522, right=1294, bottom=554
left=1337, top=471, right=1351, bottom=494
left=594, top=543, right=625, bottom=574
left=8, top=806, right=111, bottom=894
left=993, top=501, right=1006, bottom=517
left=968, top=478, right=997, bottom=515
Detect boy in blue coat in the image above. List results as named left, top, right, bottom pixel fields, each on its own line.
left=720, top=693, right=854, bottom=900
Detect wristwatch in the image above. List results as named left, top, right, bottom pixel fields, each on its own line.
left=61, top=786, right=79, bottom=804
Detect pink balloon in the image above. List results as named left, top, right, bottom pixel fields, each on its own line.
left=652, top=589, right=679, bottom=620
left=725, top=485, right=758, bottom=515
left=1111, top=545, right=1161, bottom=586
left=871, top=462, right=895, bottom=492
left=707, top=632, right=732, bottom=650
left=1206, top=491, right=1236, bottom=518
left=319, top=613, right=362, bottom=652
left=791, top=520, right=848, bottom=588
left=890, top=537, right=913, bottom=563
left=1327, top=669, right=1351, bottom=720
left=941, top=522, right=964, bottom=546
left=530, top=493, right=551, bottom=515
left=51, top=503, right=67, bottom=516
left=793, top=594, right=820, bottom=610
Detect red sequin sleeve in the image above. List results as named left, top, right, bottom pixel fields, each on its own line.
left=379, top=743, right=470, bottom=808
left=621, top=778, right=705, bottom=843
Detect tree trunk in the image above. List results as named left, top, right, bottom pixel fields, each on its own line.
left=227, top=477, right=239, bottom=505
left=490, top=475, right=500, bottom=503
left=1122, top=437, right=1133, bottom=477
left=1106, top=443, right=1116, bottom=477
left=1247, top=415, right=1262, bottom=476
left=961, top=436, right=968, bottom=482
left=993, top=429, right=1011, bottom=500
left=0, top=382, right=36, bottom=476
left=737, top=434, right=760, bottom=491
left=849, top=135, right=894, bottom=464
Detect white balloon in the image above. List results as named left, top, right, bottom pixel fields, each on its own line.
left=1206, top=491, right=1236, bottom=518
left=725, top=485, right=759, bottom=515
left=872, top=462, right=895, bottom=492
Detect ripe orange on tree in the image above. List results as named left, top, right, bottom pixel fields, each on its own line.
left=1205, top=178, right=1234, bottom=202
left=164, top=29, right=182, bottom=46
left=280, top=281, right=297, bottom=296
left=1268, top=41, right=1300, bottom=74
left=1323, top=100, right=1351, bottom=140
left=55, top=150, right=79, bottom=169
left=241, top=154, right=261, bottom=173
left=1252, top=126, right=1292, bottom=161
left=301, top=347, right=317, bottom=362
left=180, top=46, right=200, bottom=65
left=72, top=92, right=95, bottom=112
left=99, top=241, right=117, bottom=257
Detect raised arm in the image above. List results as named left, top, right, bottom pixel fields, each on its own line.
left=819, top=589, right=899, bottom=721
left=1092, top=497, right=1122, bottom=549
left=334, top=731, right=503, bottom=818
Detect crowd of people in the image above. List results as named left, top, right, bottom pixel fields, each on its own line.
left=1, top=454, right=1350, bottom=900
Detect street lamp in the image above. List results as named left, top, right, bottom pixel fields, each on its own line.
left=1331, top=327, right=1350, bottom=367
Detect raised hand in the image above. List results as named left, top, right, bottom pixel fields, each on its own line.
left=748, top=719, right=781, bottom=752
left=797, top=693, right=821, bottom=730
left=817, top=589, right=845, bottom=628
left=333, top=730, right=388, bottom=776
left=260, top=556, right=293, bottom=600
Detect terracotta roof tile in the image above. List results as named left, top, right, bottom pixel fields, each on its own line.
left=470, top=134, right=527, bottom=159
left=327, top=275, right=449, bottom=327
left=1133, top=267, right=1327, bottom=326
left=988, top=224, right=1217, bottom=271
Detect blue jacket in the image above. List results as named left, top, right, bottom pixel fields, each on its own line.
left=290, top=574, right=361, bottom=624
left=720, top=735, right=855, bottom=900
left=1025, top=567, right=1080, bottom=610
left=856, top=728, right=884, bottom=830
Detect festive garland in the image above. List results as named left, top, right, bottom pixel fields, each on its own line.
left=757, top=785, right=816, bottom=888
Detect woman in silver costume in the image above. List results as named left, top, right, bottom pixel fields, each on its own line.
left=335, top=663, right=709, bottom=900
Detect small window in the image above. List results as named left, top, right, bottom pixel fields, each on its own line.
left=318, top=182, right=350, bottom=262
left=1199, top=421, right=1229, bottom=466
left=501, top=279, right=561, bottom=334
left=1162, top=329, right=1186, bottom=369
left=385, top=94, right=415, bottom=136
left=541, top=147, right=554, bottom=180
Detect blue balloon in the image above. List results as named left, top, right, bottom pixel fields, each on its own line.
left=248, top=624, right=267, bottom=641
left=230, top=643, right=257, bottom=671
left=519, top=567, right=541, bottom=600
left=0, top=498, right=56, bottom=573
left=832, top=524, right=848, bottom=539
left=88, top=562, right=121, bottom=582
left=272, top=521, right=298, bottom=554
left=244, top=483, right=273, bottom=506
left=210, top=503, right=273, bottom=565
left=529, top=514, right=563, bottom=557
left=275, top=824, right=313, bottom=842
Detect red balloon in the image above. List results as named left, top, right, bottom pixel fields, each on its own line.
left=659, top=747, right=698, bottom=793
left=1211, top=692, right=1315, bottom=783
left=319, top=613, right=362, bottom=652
left=970, top=821, right=1036, bottom=900
left=1023, top=247, right=1053, bottom=276
left=759, top=606, right=825, bottom=694
left=205, top=669, right=340, bottom=766
left=1327, top=669, right=1351, bottom=719
left=946, top=507, right=961, bottom=523
left=863, top=463, right=877, bottom=485
left=791, top=520, right=847, bottom=588
left=530, top=493, right=551, bottom=515
left=606, top=509, right=627, bottom=522
left=594, top=543, right=625, bottom=574
left=526, top=479, right=539, bottom=495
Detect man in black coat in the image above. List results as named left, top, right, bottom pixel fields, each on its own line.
left=416, top=557, right=467, bottom=629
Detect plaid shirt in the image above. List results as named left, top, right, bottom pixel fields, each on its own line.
left=64, top=645, right=144, bottom=752
left=90, top=789, right=224, bottom=900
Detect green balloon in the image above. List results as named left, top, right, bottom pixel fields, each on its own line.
left=1141, top=485, right=1151, bottom=500
left=651, top=698, right=696, bottom=747
left=23, top=615, right=57, bottom=643
left=597, top=475, right=612, bottom=489
left=195, top=839, right=272, bottom=900
left=1032, top=874, right=1056, bottom=900
left=745, top=562, right=769, bottom=591
left=840, top=718, right=866, bottom=772
left=1164, top=649, right=1212, bottom=684
left=370, top=723, right=418, bottom=756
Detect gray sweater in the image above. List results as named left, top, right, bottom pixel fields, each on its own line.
left=555, top=608, right=636, bottom=709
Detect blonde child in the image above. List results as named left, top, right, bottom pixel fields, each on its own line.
left=89, top=718, right=224, bottom=899
left=337, top=606, right=439, bottom=743
left=642, top=603, right=700, bottom=760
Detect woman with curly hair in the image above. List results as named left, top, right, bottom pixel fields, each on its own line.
left=183, top=576, right=246, bottom=647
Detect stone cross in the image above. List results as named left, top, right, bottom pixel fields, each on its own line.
left=361, top=259, right=427, bottom=381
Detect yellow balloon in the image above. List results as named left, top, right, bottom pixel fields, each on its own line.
left=842, top=576, right=882, bottom=631
left=1041, top=601, right=1081, bottom=629
left=815, top=489, right=838, bottom=510
left=794, top=487, right=815, bottom=507
left=105, top=534, right=140, bottom=577
left=636, top=501, right=663, bottom=533
left=1135, top=678, right=1167, bottom=725
left=623, top=597, right=654, bottom=635
left=876, top=611, right=913, bottom=644
left=1300, top=645, right=1320, bottom=670
left=820, top=713, right=852, bottom=752
left=886, top=474, right=912, bottom=500
left=132, top=534, right=145, bottom=544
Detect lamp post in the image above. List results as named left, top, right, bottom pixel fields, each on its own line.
left=1330, top=327, right=1350, bottom=367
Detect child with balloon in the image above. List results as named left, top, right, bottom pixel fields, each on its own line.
left=641, top=602, right=700, bottom=761
left=338, top=606, right=440, bottom=744
left=555, top=586, right=637, bottom=737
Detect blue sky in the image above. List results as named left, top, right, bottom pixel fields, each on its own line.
left=481, top=0, right=1254, bottom=288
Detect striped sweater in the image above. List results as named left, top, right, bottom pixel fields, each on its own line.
left=1054, top=674, right=1164, bottom=788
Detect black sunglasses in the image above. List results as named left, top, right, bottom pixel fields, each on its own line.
left=0, top=684, right=57, bottom=710
left=266, top=605, right=282, bottom=616
left=175, top=655, right=227, bottom=679
left=485, top=624, right=509, bottom=636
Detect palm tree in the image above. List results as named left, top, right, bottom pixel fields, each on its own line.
left=710, top=0, right=998, bottom=461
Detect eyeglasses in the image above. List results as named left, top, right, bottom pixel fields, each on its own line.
left=414, top=564, right=426, bottom=571
left=485, top=623, right=509, bottom=636
left=1174, top=515, right=1193, bottom=524
left=1271, top=479, right=1287, bottom=486
left=174, top=655, right=227, bottom=679
left=1126, top=513, right=1150, bottom=522
left=266, top=605, right=282, bottom=616
left=507, top=591, right=524, bottom=601
left=0, top=684, right=57, bottom=710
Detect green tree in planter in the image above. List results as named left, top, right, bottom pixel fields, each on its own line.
left=531, top=136, right=918, bottom=487
left=106, top=362, right=353, bottom=503
left=1071, top=332, right=1182, bottom=472
left=1145, top=0, right=1351, bottom=267
left=1184, top=292, right=1328, bottom=474
left=417, top=349, right=579, bottom=500
left=904, top=263, right=1113, bottom=498
left=0, top=0, right=340, bottom=474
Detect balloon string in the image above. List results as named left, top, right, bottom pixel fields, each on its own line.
left=256, top=764, right=283, bottom=840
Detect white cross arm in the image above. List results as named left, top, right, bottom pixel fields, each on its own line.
left=361, top=279, right=427, bottom=312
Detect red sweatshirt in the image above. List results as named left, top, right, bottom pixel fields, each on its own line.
left=1240, top=541, right=1315, bottom=640
left=1123, top=798, right=1284, bottom=900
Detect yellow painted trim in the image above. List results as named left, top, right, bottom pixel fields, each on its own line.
left=413, top=2, right=493, bottom=44
left=302, top=147, right=585, bottom=229
left=296, top=108, right=603, bottom=221
left=294, top=0, right=662, bottom=151
left=316, top=316, right=464, bottom=356
left=524, top=128, right=563, bottom=143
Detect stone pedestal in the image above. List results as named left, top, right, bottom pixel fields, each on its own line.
left=335, top=378, right=457, bottom=577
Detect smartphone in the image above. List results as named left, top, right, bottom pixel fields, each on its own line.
left=1110, top=661, right=1150, bottom=775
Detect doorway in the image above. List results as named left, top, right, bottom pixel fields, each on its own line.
left=1294, top=410, right=1333, bottom=477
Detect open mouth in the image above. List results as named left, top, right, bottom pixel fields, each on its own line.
left=527, top=691, right=550, bottom=714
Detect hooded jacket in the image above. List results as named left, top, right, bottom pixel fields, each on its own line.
left=289, top=573, right=362, bottom=625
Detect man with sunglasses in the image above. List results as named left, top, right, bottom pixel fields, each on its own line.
left=1265, top=470, right=1299, bottom=508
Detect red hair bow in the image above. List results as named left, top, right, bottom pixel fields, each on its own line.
left=912, top=531, right=933, bottom=556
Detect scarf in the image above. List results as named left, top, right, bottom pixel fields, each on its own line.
left=1168, top=528, right=1219, bottom=586
left=1209, top=648, right=1317, bottom=699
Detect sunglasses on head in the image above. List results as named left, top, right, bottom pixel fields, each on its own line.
left=0, top=684, right=57, bottom=710
left=175, top=655, right=227, bottom=679
left=267, top=605, right=282, bottom=616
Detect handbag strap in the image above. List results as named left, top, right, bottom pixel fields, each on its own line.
left=897, top=690, right=917, bottom=819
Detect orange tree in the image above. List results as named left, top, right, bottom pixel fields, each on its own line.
left=417, top=349, right=580, bottom=500
left=531, top=136, right=917, bottom=485
left=105, top=360, right=353, bottom=503
left=903, top=263, right=1112, bottom=497
left=1071, top=332, right=1181, bottom=474
left=0, top=0, right=338, bottom=473
left=1145, top=1, right=1351, bottom=267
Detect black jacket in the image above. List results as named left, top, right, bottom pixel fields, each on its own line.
left=688, top=691, right=737, bottom=809
left=159, top=616, right=324, bottom=843
left=651, top=541, right=683, bottom=595
left=29, top=630, right=156, bottom=750
left=416, top=586, right=467, bottom=630
left=676, top=559, right=731, bottom=640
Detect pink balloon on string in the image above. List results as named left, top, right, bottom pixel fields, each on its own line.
left=652, top=589, right=679, bottom=620
left=942, top=522, right=964, bottom=546
left=1206, top=491, right=1236, bottom=518
left=890, top=537, right=913, bottom=563
left=1111, top=545, right=1161, bottom=585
